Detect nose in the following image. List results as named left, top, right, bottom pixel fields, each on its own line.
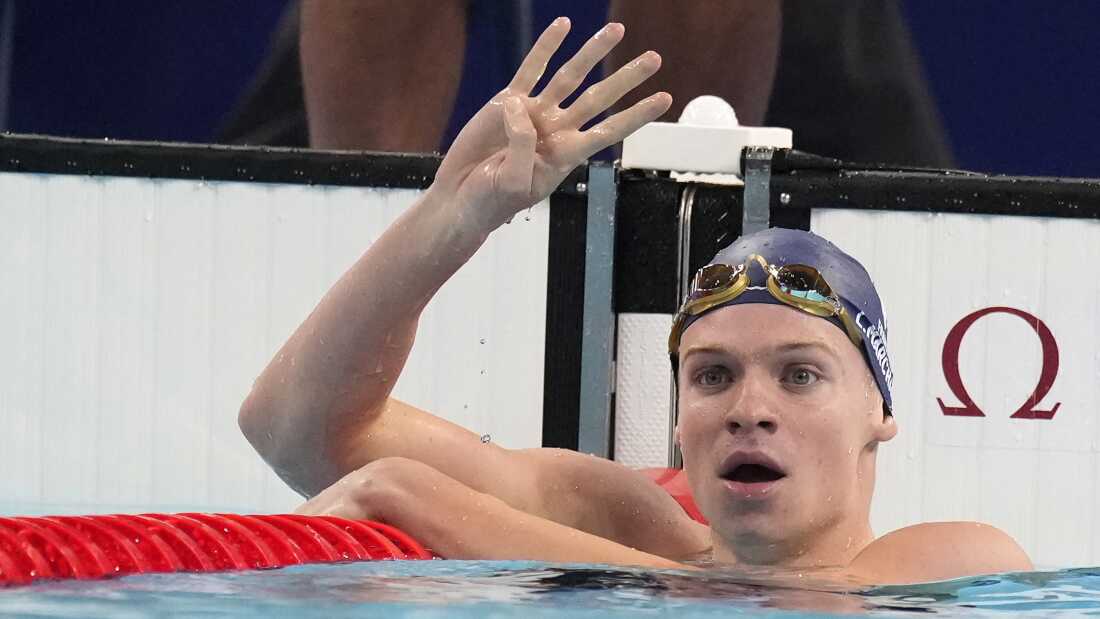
left=723, top=373, right=780, bottom=435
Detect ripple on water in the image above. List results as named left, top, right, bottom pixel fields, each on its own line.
left=1, top=561, right=1099, bottom=618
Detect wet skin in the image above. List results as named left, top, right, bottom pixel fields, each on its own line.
left=676, top=302, right=896, bottom=568
left=250, top=17, right=1032, bottom=584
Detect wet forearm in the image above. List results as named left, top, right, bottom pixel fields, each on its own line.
left=239, top=186, right=492, bottom=494
left=371, top=461, right=685, bottom=567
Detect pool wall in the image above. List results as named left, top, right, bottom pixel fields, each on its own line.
left=2, top=134, right=1098, bottom=567
left=0, top=142, right=548, bottom=515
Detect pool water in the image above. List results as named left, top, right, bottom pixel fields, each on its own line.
left=1, top=560, right=1099, bottom=618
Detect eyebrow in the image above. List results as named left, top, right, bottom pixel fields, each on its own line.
left=773, top=341, right=843, bottom=365
left=680, top=341, right=843, bottom=365
left=680, top=345, right=727, bottom=363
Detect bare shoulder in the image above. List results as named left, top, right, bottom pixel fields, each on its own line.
left=517, top=449, right=711, bottom=560
left=849, top=522, right=1033, bottom=584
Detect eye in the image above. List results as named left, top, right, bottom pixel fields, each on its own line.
left=693, top=366, right=731, bottom=388
left=784, top=367, right=819, bottom=387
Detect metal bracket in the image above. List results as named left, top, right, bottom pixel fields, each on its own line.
left=742, top=146, right=775, bottom=235
left=577, top=164, right=617, bottom=457
left=667, top=185, right=698, bottom=469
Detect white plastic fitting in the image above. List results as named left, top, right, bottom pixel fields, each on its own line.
left=621, top=95, right=793, bottom=183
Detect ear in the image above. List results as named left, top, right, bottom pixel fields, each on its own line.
left=674, top=424, right=682, bottom=447
left=872, top=411, right=897, bottom=443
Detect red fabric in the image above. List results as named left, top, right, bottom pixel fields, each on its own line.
left=637, top=468, right=708, bottom=525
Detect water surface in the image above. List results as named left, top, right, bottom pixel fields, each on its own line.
left=2, top=560, right=1099, bottom=618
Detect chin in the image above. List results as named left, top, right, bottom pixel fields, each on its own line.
left=712, top=517, right=792, bottom=558
left=706, top=497, right=787, bottom=537
left=703, top=491, right=807, bottom=549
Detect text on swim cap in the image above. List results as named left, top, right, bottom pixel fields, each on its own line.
left=856, top=311, right=894, bottom=391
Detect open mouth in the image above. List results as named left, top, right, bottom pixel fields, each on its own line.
left=723, top=463, right=786, bottom=484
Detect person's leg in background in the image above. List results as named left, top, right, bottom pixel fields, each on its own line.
left=0, top=0, right=15, bottom=131
left=300, top=0, right=468, bottom=151
left=605, top=0, right=780, bottom=126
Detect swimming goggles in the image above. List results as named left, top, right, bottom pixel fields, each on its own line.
left=668, top=254, right=864, bottom=357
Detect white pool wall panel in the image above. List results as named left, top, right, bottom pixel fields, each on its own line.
left=8, top=164, right=1099, bottom=567
left=812, top=208, right=1100, bottom=567
left=614, top=313, right=673, bottom=468
left=0, top=171, right=548, bottom=514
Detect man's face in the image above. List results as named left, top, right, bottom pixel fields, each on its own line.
left=676, top=303, right=896, bottom=559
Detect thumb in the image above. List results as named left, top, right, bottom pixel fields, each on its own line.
left=497, top=96, right=536, bottom=197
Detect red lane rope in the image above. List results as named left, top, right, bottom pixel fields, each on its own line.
left=0, top=526, right=36, bottom=585
left=255, top=515, right=340, bottom=562
left=0, top=468, right=700, bottom=586
left=100, top=515, right=185, bottom=572
left=184, top=513, right=279, bottom=569
left=128, top=515, right=214, bottom=572
left=0, top=514, right=435, bottom=587
left=284, top=515, right=368, bottom=561
left=219, top=514, right=307, bottom=565
left=63, top=516, right=152, bottom=575
left=0, top=517, right=79, bottom=579
left=362, top=521, right=434, bottom=560
left=315, top=516, right=404, bottom=559
left=28, top=517, right=113, bottom=578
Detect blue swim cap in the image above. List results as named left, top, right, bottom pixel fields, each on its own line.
left=679, top=228, right=894, bottom=413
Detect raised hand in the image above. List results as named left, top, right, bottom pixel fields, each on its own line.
left=433, top=18, right=672, bottom=229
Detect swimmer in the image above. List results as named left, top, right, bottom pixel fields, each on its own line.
left=239, top=19, right=1031, bottom=583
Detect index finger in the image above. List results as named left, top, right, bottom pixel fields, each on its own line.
left=507, top=17, right=571, bottom=95
left=571, top=92, right=673, bottom=161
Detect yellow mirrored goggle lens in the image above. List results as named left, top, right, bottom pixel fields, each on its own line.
left=670, top=257, right=863, bottom=357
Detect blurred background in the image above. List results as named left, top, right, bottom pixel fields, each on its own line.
left=1, top=0, right=1096, bottom=177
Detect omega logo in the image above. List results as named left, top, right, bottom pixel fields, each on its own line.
left=937, top=306, right=1061, bottom=420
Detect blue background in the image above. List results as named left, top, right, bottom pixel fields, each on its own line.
left=4, top=1, right=1097, bottom=177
